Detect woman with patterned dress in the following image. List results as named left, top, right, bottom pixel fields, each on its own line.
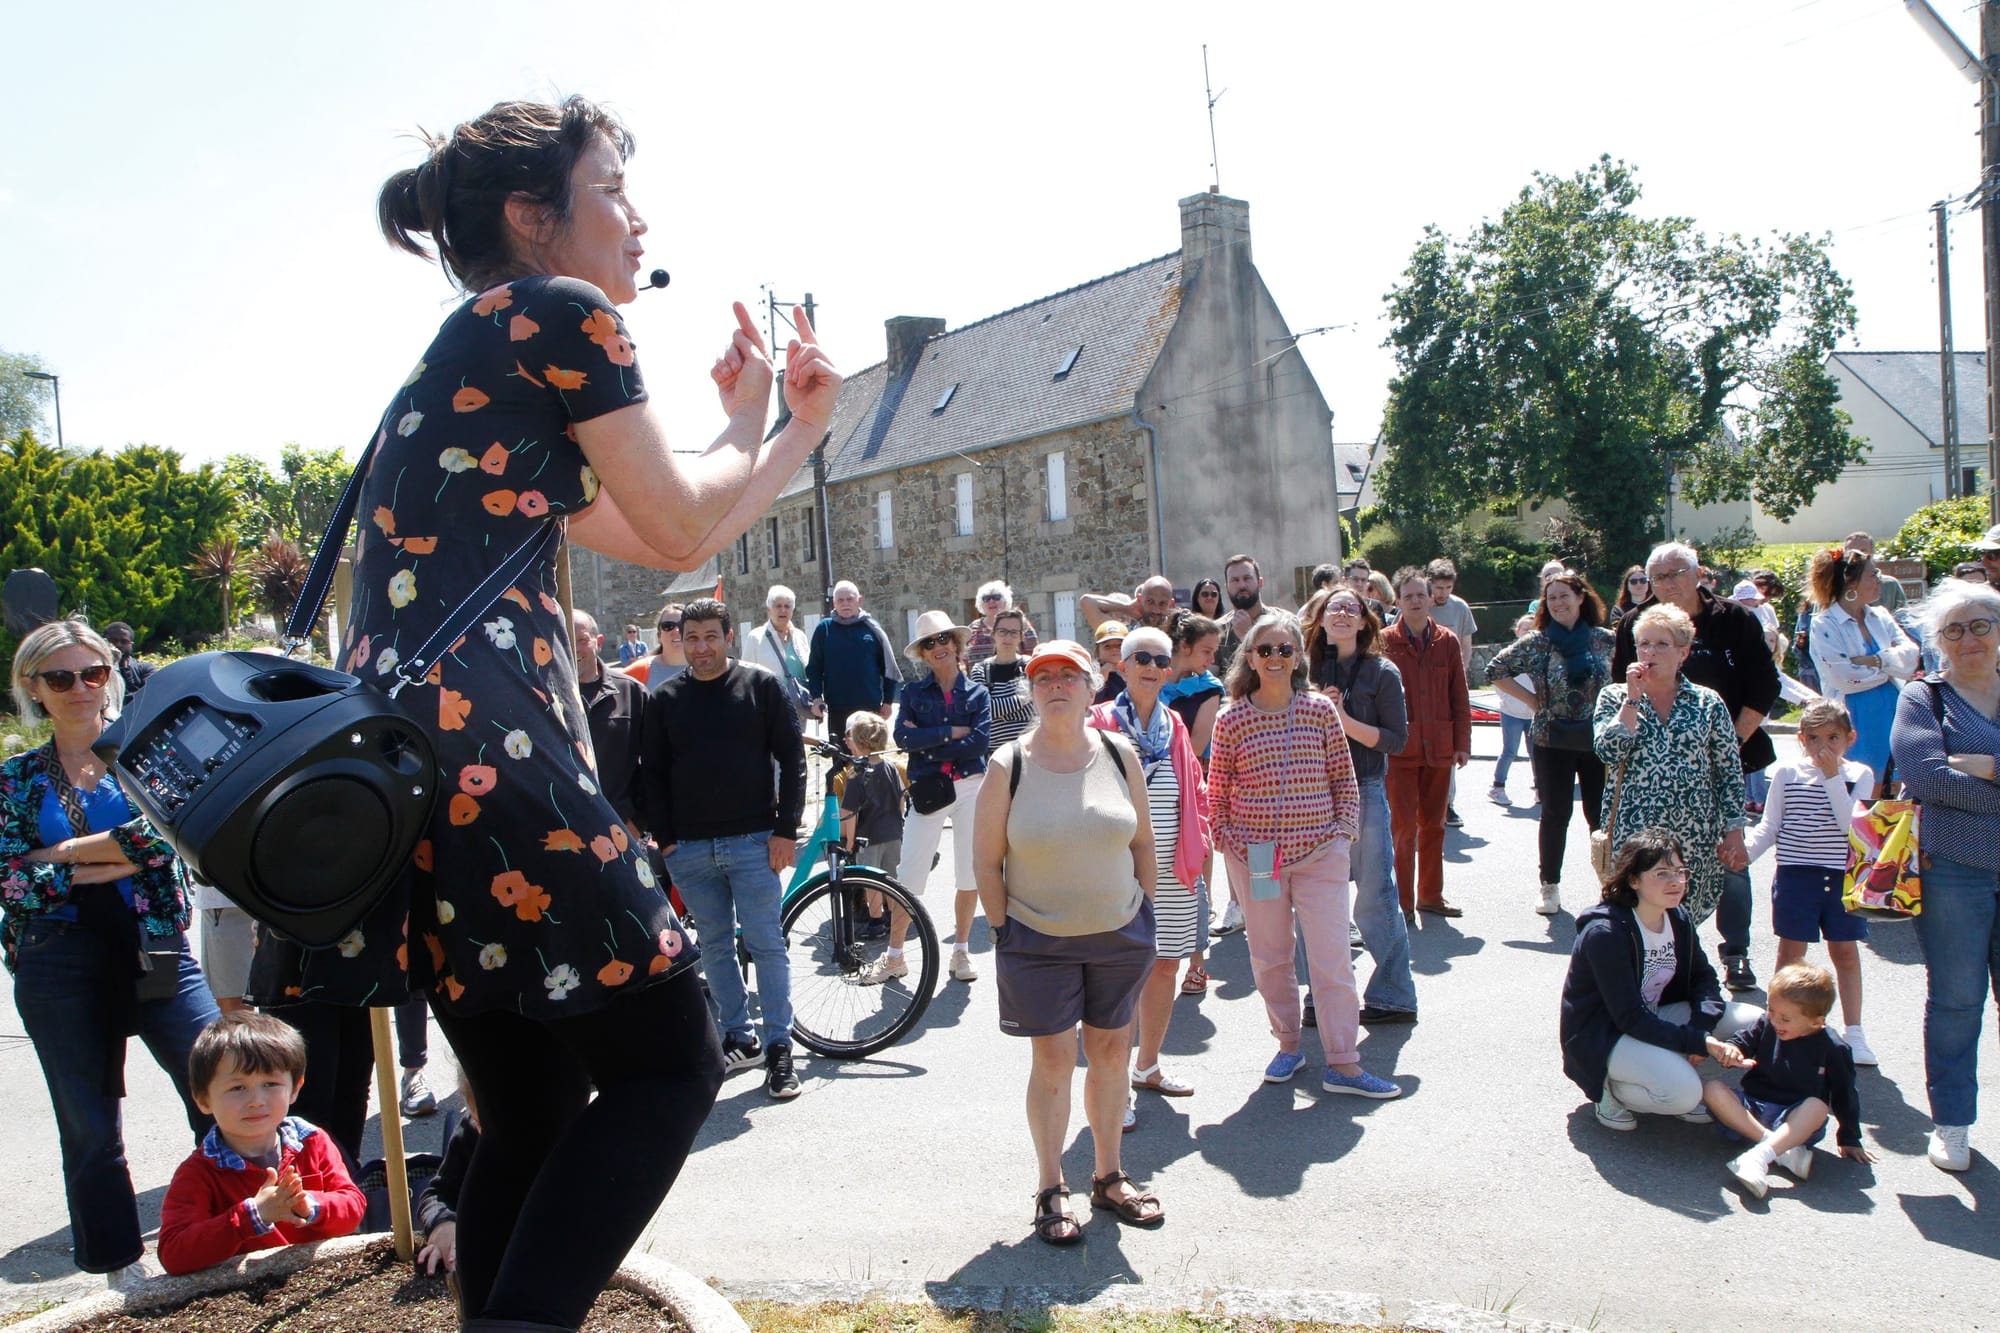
left=1486, top=572, right=1616, bottom=916
left=1593, top=603, right=1749, bottom=928
left=250, top=97, right=840, bottom=1333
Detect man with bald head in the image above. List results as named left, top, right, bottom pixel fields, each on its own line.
left=806, top=581, right=901, bottom=743
left=1081, top=575, right=1178, bottom=633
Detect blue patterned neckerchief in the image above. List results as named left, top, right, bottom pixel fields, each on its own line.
left=202, top=1116, right=312, bottom=1170
left=1112, top=691, right=1173, bottom=770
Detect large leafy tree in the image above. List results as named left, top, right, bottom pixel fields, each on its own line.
left=218, top=444, right=351, bottom=553
left=1378, top=157, right=1862, bottom=572
left=0, top=349, right=55, bottom=442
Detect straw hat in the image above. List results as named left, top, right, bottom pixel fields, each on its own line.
left=904, top=609, right=972, bottom=660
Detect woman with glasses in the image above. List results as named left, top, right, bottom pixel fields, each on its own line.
left=1808, top=547, right=1918, bottom=794
left=1889, top=580, right=2000, bottom=1172
left=964, top=580, right=1039, bottom=667
left=3, top=620, right=220, bottom=1280
left=896, top=611, right=993, bottom=984
left=625, top=604, right=684, bottom=689
left=1486, top=572, right=1616, bottom=916
left=1611, top=566, right=1652, bottom=625
left=1211, top=611, right=1402, bottom=1098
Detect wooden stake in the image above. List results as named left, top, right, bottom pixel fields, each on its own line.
left=368, top=1006, right=415, bottom=1261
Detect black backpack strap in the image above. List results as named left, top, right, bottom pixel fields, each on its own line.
left=1097, top=728, right=1129, bottom=779
left=1007, top=740, right=1024, bottom=799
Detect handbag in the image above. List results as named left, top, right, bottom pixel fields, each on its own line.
left=1842, top=679, right=1944, bottom=920
left=763, top=626, right=816, bottom=719
left=906, top=771, right=956, bottom=816
left=1590, top=755, right=1630, bottom=886
left=1543, top=717, right=1595, bottom=752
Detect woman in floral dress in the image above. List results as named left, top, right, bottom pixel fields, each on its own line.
left=251, top=96, right=839, bottom=1333
left=1592, top=603, right=1749, bottom=927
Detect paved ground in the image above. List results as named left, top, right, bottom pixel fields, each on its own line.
left=3, top=724, right=1996, bottom=1331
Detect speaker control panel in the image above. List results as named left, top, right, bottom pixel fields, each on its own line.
left=127, top=703, right=262, bottom=813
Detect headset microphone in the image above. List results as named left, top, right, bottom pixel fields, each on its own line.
left=646, top=269, right=670, bottom=291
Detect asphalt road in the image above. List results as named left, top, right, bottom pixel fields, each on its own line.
left=3, top=727, right=1996, bottom=1331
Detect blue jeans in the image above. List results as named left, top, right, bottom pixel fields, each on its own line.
left=1913, top=853, right=2000, bottom=1126
left=667, top=832, right=792, bottom=1047
left=1494, top=714, right=1530, bottom=787
left=1298, top=779, right=1417, bottom=1014
left=13, top=921, right=217, bottom=1272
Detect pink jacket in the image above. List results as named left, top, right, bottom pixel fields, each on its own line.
left=1088, top=699, right=1213, bottom=889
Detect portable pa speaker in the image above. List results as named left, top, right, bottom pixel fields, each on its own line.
left=93, top=652, right=436, bottom=948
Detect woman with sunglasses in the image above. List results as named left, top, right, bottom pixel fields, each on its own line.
left=3, top=620, right=220, bottom=1281
left=1890, top=579, right=2000, bottom=1172
left=1807, top=546, right=1918, bottom=795
left=896, top=611, right=993, bottom=984
left=964, top=580, right=1039, bottom=667
left=1611, top=566, right=1653, bottom=626
left=1189, top=578, right=1225, bottom=622
left=1211, top=612, right=1402, bottom=1098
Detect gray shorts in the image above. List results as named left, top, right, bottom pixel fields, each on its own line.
left=199, top=905, right=256, bottom=1003
left=995, top=897, right=1154, bottom=1038
left=861, top=838, right=902, bottom=880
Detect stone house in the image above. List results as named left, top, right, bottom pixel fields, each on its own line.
left=574, top=190, right=1343, bottom=655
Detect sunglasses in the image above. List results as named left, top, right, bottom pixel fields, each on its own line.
left=980, top=594, right=1005, bottom=603
left=1628, top=576, right=1650, bottom=586
left=1126, top=651, right=1171, bottom=668
left=658, top=621, right=682, bottom=632
left=916, top=633, right=957, bottom=652
left=1939, top=618, right=1998, bottom=642
left=1254, top=642, right=1296, bottom=659
left=36, top=663, right=113, bottom=692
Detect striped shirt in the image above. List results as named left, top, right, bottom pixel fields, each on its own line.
left=972, top=659, right=1036, bottom=753
left=1208, top=690, right=1359, bottom=866
left=1743, top=756, right=1872, bottom=870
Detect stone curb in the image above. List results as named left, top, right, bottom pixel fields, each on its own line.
left=8, top=1234, right=748, bottom=1333
left=719, top=1277, right=1590, bottom=1333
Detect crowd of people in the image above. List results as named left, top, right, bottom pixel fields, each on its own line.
left=5, top=91, right=1999, bottom=1329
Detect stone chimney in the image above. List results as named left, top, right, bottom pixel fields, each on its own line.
left=1178, top=191, right=1251, bottom=267
left=885, top=316, right=946, bottom=379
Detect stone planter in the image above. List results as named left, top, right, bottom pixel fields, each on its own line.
left=10, top=1234, right=746, bottom=1333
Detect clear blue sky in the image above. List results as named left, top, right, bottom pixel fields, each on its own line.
left=0, top=0, right=1987, bottom=467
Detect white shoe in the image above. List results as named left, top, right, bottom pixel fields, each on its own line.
left=1596, top=1088, right=1636, bottom=1131
left=1534, top=882, right=1561, bottom=915
left=1487, top=785, right=1512, bottom=807
left=399, top=1067, right=437, bottom=1117
left=950, top=949, right=978, bottom=982
left=1122, top=1096, right=1137, bottom=1133
left=1930, top=1124, right=1972, bottom=1172
left=1678, top=1103, right=1714, bottom=1125
left=1778, top=1145, right=1813, bottom=1179
left=105, top=1261, right=148, bottom=1291
left=1726, top=1151, right=1770, bottom=1199
left=1213, top=901, right=1246, bottom=936
left=1844, top=1025, right=1878, bottom=1067
left=859, top=953, right=908, bottom=986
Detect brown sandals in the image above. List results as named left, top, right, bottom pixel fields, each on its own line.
left=1034, top=1184, right=1082, bottom=1246
left=1090, top=1170, right=1165, bottom=1226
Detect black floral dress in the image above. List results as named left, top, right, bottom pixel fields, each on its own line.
left=251, top=275, right=693, bottom=1019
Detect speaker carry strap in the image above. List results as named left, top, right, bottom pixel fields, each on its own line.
left=282, top=428, right=562, bottom=698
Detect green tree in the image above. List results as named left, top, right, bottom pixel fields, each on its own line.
left=1378, top=157, right=1862, bottom=573
left=0, top=349, right=55, bottom=442
left=218, top=444, right=350, bottom=553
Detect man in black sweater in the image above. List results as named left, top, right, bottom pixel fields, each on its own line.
left=641, top=598, right=806, bottom=1101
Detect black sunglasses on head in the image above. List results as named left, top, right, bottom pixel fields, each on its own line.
left=1254, top=642, right=1296, bottom=659
left=37, top=664, right=113, bottom=692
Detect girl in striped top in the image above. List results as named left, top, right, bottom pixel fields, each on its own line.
left=1741, top=698, right=1877, bottom=1066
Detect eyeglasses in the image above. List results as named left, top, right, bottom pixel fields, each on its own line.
left=1651, top=566, right=1694, bottom=582
left=1938, top=618, right=1998, bottom=642
left=657, top=621, right=682, bottom=633
left=916, top=633, right=956, bottom=652
left=1127, top=651, right=1172, bottom=668
left=993, top=627, right=1023, bottom=637
left=1254, top=642, right=1297, bottom=659
left=1325, top=604, right=1362, bottom=618
left=36, top=664, right=113, bottom=692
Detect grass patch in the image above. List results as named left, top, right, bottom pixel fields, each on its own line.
left=0, top=1302, right=61, bottom=1328
left=735, top=1301, right=1412, bottom=1333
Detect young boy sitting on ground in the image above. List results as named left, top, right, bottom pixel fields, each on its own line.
left=1701, top=962, right=1874, bottom=1198
left=157, top=1011, right=366, bottom=1274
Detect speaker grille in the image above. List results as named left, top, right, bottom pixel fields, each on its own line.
left=251, top=777, right=394, bottom=913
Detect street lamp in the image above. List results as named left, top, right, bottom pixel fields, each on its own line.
left=22, top=371, right=61, bottom=449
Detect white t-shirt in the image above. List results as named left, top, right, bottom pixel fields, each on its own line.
left=1497, top=674, right=1536, bottom=720
left=1638, top=915, right=1677, bottom=1010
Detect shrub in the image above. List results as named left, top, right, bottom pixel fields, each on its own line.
left=1887, top=495, right=1989, bottom=582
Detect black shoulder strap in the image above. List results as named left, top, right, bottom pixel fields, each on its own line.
left=1007, top=740, right=1024, bottom=798
left=1097, top=728, right=1129, bottom=778
left=1883, top=676, right=1951, bottom=793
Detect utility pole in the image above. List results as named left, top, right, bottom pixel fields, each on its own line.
left=1940, top=199, right=1962, bottom=498
left=1982, top=0, right=2000, bottom=521
left=761, top=287, right=831, bottom=615
left=1662, top=452, right=1675, bottom=541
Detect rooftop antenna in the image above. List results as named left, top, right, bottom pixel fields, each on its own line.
left=1203, top=44, right=1226, bottom=194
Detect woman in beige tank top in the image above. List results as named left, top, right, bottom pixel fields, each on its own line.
left=973, top=640, right=1162, bottom=1245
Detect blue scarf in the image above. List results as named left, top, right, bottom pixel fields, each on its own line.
left=1544, top=617, right=1599, bottom=687
left=1112, top=691, right=1173, bottom=770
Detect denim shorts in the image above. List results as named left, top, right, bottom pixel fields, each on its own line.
left=994, top=897, right=1154, bottom=1038
left=1771, top=865, right=1867, bottom=944
left=1722, top=1089, right=1829, bottom=1149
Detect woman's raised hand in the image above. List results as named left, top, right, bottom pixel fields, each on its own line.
left=781, top=305, right=842, bottom=430
left=712, top=301, right=775, bottom=421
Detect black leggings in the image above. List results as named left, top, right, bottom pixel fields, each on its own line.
left=433, top=968, right=724, bottom=1329
left=262, top=999, right=374, bottom=1174
left=1530, top=743, right=1606, bottom=885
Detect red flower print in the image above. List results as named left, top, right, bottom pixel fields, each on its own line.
left=459, top=764, right=497, bottom=795
left=509, top=313, right=540, bottom=342
left=373, top=506, right=396, bottom=536
left=543, top=829, right=585, bottom=853
left=413, top=840, right=433, bottom=872
left=597, top=958, right=634, bottom=987
left=453, top=386, right=491, bottom=413
left=400, top=536, right=437, bottom=555
left=580, top=309, right=619, bottom=345
left=480, top=442, right=510, bottom=474
left=590, top=835, right=618, bottom=864
left=603, top=335, right=634, bottom=367
left=472, top=285, right=513, bottom=316
left=491, top=871, right=530, bottom=906
left=513, top=360, right=546, bottom=388
left=517, top=491, right=549, bottom=518
left=424, top=932, right=446, bottom=971
left=532, top=637, right=553, bottom=666
left=514, top=883, right=552, bottom=922
left=438, top=688, right=471, bottom=731
left=658, top=928, right=684, bottom=957
left=448, top=793, right=481, bottom=825
left=539, top=591, right=562, bottom=615
left=352, top=635, right=371, bottom=669
left=543, top=366, right=588, bottom=391
left=482, top=490, right=518, bottom=516
left=609, top=825, right=629, bottom=852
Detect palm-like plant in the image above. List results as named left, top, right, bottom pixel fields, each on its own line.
left=249, top=531, right=310, bottom=623
left=187, top=537, right=240, bottom=628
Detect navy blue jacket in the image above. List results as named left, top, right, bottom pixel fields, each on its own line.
left=895, top=672, right=991, bottom=782
left=1727, top=1015, right=1863, bottom=1147
left=1560, top=901, right=1725, bottom=1102
left=806, top=615, right=900, bottom=714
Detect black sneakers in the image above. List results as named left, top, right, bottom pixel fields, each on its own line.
left=764, top=1041, right=801, bottom=1100
left=1722, top=954, right=1758, bottom=993
left=722, top=1032, right=764, bottom=1074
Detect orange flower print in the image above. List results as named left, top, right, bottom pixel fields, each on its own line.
left=514, top=882, right=553, bottom=923
left=373, top=506, right=396, bottom=536
left=480, top=442, right=510, bottom=474
left=648, top=954, right=674, bottom=975
left=517, top=491, right=549, bottom=518
left=580, top=309, right=619, bottom=344
left=400, top=536, right=438, bottom=555
left=514, top=360, right=546, bottom=388
left=413, top=839, right=433, bottom=872
left=438, top=688, right=471, bottom=731
left=603, top=334, right=634, bottom=367
left=491, top=870, right=531, bottom=906
left=503, top=588, right=532, bottom=611
left=539, top=591, right=562, bottom=615
left=448, top=793, right=481, bottom=825
left=426, top=660, right=444, bottom=686
left=590, top=835, right=618, bottom=864
left=459, top=764, right=497, bottom=795
left=472, top=284, right=513, bottom=316
left=609, top=824, right=629, bottom=852
left=441, top=975, right=466, bottom=1002
left=532, top=637, right=553, bottom=666
left=397, top=943, right=408, bottom=970
left=597, top=958, right=634, bottom=987
left=544, top=366, right=588, bottom=391
left=543, top=828, right=585, bottom=853
left=509, top=312, right=541, bottom=342
left=482, top=490, right=518, bottom=516
left=424, top=932, right=447, bottom=972
left=453, top=385, right=491, bottom=413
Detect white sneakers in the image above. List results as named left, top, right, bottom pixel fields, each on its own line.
left=1213, top=900, right=1246, bottom=936
left=1844, top=1025, right=1878, bottom=1067
left=1535, top=882, right=1561, bottom=915
left=1931, top=1124, right=1972, bottom=1172
left=1726, top=1149, right=1771, bottom=1199
left=950, top=949, right=978, bottom=982
left=1487, top=784, right=1511, bottom=807
left=1596, top=1088, right=1637, bottom=1131
left=859, top=953, right=908, bottom=985
left=1778, top=1145, right=1813, bottom=1179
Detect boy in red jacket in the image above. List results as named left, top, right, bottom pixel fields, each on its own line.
left=157, top=1011, right=365, bottom=1275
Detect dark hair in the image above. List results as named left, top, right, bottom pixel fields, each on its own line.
left=1342, top=557, right=1371, bottom=576
left=1808, top=545, right=1871, bottom=611
left=103, top=621, right=134, bottom=639
left=1309, top=562, right=1341, bottom=592
left=378, top=96, right=635, bottom=294
left=1172, top=611, right=1222, bottom=651
left=1424, top=557, right=1458, bottom=581
left=679, top=597, right=733, bottom=635
left=1600, top=828, right=1688, bottom=909
left=1532, top=573, right=1607, bottom=631
left=1303, top=586, right=1380, bottom=679
left=1189, top=578, right=1223, bottom=615
left=1614, top=564, right=1652, bottom=614
left=1390, top=565, right=1430, bottom=597
left=1224, top=553, right=1260, bottom=578
left=189, top=1011, right=308, bottom=1097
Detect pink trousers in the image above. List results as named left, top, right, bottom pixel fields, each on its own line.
left=1223, top=842, right=1358, bottom=1066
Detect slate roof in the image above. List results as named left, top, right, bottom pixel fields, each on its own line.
left=1830, top=351, right=1988, bottom=448
left=778, top=253, right=1185, bottom=499
left=1333, top=443, right=1373, bottom=507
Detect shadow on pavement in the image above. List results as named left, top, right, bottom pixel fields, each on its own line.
left=932, top=1230, right=1140, bottom=1299
left=1898, top=1155, right=2000, bottom=1259
left=1407, top=919, right=1482, bottom=975
left=1563, top=1107, right=1730, bottom=1221
left=1198, top=935, right=1258, bottom=1003
left=1861, top=922, right=1924, bottom=970
left=1191, top=1084, right=1369, bottom=1195
left=1159, top=1004, right=1218, bottom=1057
left=1501, top=914, right=1577, bottom=957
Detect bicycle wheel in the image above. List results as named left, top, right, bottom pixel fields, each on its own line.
left=781, top=868, right=940, bottom=1058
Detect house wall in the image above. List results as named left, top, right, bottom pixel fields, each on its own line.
left=1751, top=362, right=1949, bottom=544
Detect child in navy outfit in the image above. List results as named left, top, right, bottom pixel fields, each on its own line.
left=1702, top=962, right=1874, bottom=1197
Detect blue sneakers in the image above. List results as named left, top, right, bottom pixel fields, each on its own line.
left=1321, top=1067, right=1402, bottom=1099
left=1263, top=1049, right=1308, bottom=1083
